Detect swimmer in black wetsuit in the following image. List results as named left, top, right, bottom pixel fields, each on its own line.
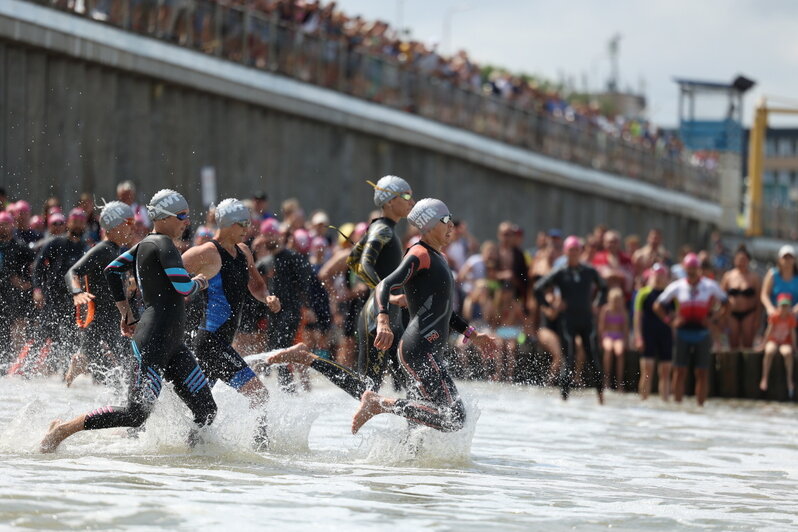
left=63, top=201, right=136, bottom=386
left=41, top=190, right=216, bottom=453
left=534, top=235, right=607, bottom=403
left=181, top=198, right=282, bottom=449
left=354, top=175, right=415, bottom=392
left=268, top=198, right=495, bottom=434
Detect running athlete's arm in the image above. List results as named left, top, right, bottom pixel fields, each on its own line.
left=358, top=224, right=393, bottom=289
left=157, top=241, right=207, bottom=296
left=181, top=241, right=222, bottom=279
left=373, top=246, right=429, bottom=350
left=104, top=245, right=138, bottom=302
left=240, top=243, right=280, bottom=311
left=375, top=246, right=429, bottom=314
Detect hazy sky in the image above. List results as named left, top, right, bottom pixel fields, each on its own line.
left=334, top=0, right=798, bottom=128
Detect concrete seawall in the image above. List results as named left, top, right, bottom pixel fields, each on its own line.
left=0, top=0, right=721, bottom=245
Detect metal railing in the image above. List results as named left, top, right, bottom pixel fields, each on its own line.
left=26, top=0, right=720, bottom=202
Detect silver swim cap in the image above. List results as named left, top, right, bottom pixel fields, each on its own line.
left=215, top=198, right=250, bottom=228
left=407, top=198, right=450, bottom=234
left=372, top=175, right=411, bottom=207
left=99, top=201, right=135, bottom=230
left=147, top=189, right=189, bottom=221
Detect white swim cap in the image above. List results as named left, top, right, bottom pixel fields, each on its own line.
left=407, top=198, right=450, bottom=234
left=147, top=189, right=189, bottom=221
left=99, top=201, right=134, bottom=230
left=373, top=175, right=411, bottom=207
left=215, top=198, right=250, bottom=228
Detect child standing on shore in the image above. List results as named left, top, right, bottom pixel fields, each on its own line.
left=760, top=293, right=796, bottom=398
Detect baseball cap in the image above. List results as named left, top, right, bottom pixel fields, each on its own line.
left=778, top=245, right=795, bottom=259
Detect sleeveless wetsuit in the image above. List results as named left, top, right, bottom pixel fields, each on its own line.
left=307, top=242, right=469, bottom=432
left=66, top=240, right=128, bottom=381
left=356, top=218, right=407, bottom=391
left=81, top=233, right=217, bottom=432
left=193, top=241, right=257, bottom=389
left=534, top=262, right=607, bottom=399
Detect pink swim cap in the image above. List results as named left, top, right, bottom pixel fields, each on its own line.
left=293, top=229, right=311, bottom=254
left=0, top=212, right=14, bottom=224
left=259, top=218, right=281, bottom=236
left=682, top=252, right=700, bottom=268
left=564, top=235, right=582, bottom=251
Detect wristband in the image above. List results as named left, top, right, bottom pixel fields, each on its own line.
left=462, top=326, right=476, bottom=344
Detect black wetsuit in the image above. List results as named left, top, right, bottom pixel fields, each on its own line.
left=65, top=240, right=127, bottom=382
left=266, top=248, right=325, bottom=390
left=193, top=241, right=257, bottom=390
left=0, top=237, right=33, bottom=367
left=355, top=218, right=407, bottom=391
left=81, top=233, right=216, bottom=433
left=534, top=262, right=607, bottom=399
left=32, top=236, right=86, bottom=371
left=308, top=242, right=469, bottom=432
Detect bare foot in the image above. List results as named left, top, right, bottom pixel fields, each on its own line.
left=64, top=353, right=88, bottom=387
left=40, top=419, right=65, bottom=453
left=266, top=343, right=315, bottom=366
left=351, top=391, right=386, bottom=434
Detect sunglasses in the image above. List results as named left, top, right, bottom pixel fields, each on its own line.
left=440, top=214, right=453, bottom=224
left=174, top=212, right=189, bottom=221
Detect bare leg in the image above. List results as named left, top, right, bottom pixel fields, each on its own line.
left=672, top=367, right=687, bottom=402
left=779, top=345, right=795, bottom=397
left=658, top=362, right=671, bottom=401
left=602, top=337, right=613, bottom=390
left=40, top=415, right=87, bottom=453
left=352, top=390, right=391, bottom=434
left=694, top=368, right=709, bottom=406
left=761, top=342, right=777, bottom=391
left=613, top=339, right=625, bottom=391
left=638, top=358, right=654, bottom=400
left=266, top=342, right=314, bottom=366
left=64, top=352, right=89, bottom=387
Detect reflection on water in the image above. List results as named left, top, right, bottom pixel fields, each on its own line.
left=1, top=374, right=798, bottom=530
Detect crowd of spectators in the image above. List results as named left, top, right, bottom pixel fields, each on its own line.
left=1, top=183, right=795, bottom=402
left=37, top=0, right=718, bottom=189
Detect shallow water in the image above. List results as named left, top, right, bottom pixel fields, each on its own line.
left=2, top=370, right=798, bottom=530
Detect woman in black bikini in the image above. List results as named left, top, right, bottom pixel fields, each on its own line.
left=720, top=245, right=761, bottom=349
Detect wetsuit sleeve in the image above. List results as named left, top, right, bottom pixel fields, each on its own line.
left=449, top=312, right=469, bottom=335
left=358, top=224, right=393, bottom=289
left=32, top=239, right=55, bottom=289
left=157, top=242, right=202, bottom=297
left=65, top=245, right=99, bottom=294
left=591, top=267, right=608, bottom=307
left=375, top=245, right=430, bottom=313
left=104, top=245, right=138, bottom=302
left=533, top=267, right=561, bottom=306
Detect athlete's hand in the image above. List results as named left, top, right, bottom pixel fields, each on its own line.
left=471, top=332, right=498, bottom=356
left=266, top=295, right=281, bottom=313
left=120, top=315, right=136, bottom=338
left=73, top=292, right=95, bottom=307
left=374, top=314, right=394, bottom=351
left=192, top=274, right=208, bottom=291
left=389, top=294, right=408, bottom=308
left=33, top=288, right=45, bottom=309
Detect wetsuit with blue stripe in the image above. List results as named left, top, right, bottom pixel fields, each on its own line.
left=306, top=242, right=468, bottom=432
left=193, top=240, right=257, bottom=390
left=81, top=233, right=217, bottom=432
